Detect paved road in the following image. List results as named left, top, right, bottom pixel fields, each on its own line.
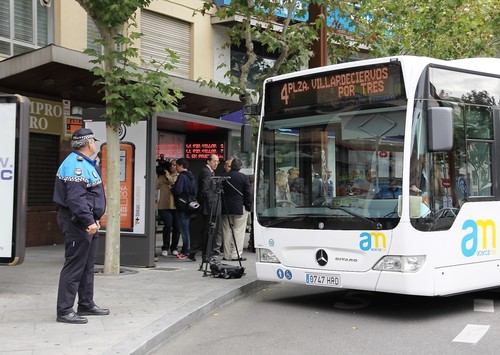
left=152, top=283, right=500, bottom=354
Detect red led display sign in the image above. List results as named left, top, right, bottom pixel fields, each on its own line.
left=157, top=143, right=184, bottom=159
left=185, top=143, right=225, bottom=160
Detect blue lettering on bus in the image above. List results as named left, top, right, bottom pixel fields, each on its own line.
left=277, top=269, right=284, bottom=279
left=461, top=219, right=496, bottom=257
left=359, top=232, right=387, bottom=251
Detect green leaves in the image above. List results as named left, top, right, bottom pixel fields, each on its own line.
left=76, top=0, right=182, bottom=127
left=348, top=0, right=499, bottom=59
left=199, top=0, right=330, bottom=100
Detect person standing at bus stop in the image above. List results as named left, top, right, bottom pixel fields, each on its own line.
left=212, top=158, right=232, bottom=256
left=188, top=154, right=220, bottom=262
left=172, top=158, right=197, bottom=259
left=221, top=158, right=252, bottom=261
left=53, top=128, right=109, bottom=324
left=156, top=159, right=180, bottom=256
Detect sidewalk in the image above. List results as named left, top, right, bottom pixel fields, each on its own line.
left=0, top=241, right=269, bottom=355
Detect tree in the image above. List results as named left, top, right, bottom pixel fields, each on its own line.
left=197, top=0, right=331, bottom=123
left=347, top=0, right=499, bottom=59
left=75, top=0, right=182, bottom=274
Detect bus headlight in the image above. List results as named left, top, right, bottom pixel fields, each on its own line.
left=373, top=255, right=425, bottom=272
left=258, top=248, right=280, bottom=263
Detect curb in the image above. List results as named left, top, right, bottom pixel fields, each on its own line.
left=103, top=280, right=273, bottom=355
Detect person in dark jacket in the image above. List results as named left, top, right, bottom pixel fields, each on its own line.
left=188, top=154, right=220, bottom=262
left=212, top=158, right=232, bottom=256
left=172, top=158, right=197, bottom=259
left=221, top=158, right=252, bottom=261
left=53, top=128, right=109, bottom=324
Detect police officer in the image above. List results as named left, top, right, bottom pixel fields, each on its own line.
left=53, top=128, right=109, bottom=324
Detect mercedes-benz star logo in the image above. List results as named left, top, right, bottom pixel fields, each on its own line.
left=316, top=249, right=328, bottom=266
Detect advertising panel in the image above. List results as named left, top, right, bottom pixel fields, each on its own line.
left=0, top=102, right=16, bottom=259
left=86, top=122, right=147, bottom=235
left=0, top=95, right=29, bottom=265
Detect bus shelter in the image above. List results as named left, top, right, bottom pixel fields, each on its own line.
left=85, top=109, right=242, bottom=267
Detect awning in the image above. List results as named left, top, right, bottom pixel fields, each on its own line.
left=0, top=44, right=243, bottom=119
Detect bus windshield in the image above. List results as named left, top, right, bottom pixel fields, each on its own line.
left=257, top=104, right=407, bottom=230
left=257, top=62, right=407, bottom=230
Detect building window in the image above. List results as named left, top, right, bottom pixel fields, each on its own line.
left=0, top=0, right=52, bottom=57
left=141, top=10, right=191, bottom=79
left=87, top=16, right=102, bottom=54
left=231, top=41, right=278, bottom=89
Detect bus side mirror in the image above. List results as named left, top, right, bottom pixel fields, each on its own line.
left=428, top=107, right=453, bottom=151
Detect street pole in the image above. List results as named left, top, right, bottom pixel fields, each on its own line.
left=308, top=3, right=327, bottom=68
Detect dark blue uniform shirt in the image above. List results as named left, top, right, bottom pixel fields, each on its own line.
left=53, top=151, right=106, bottom=227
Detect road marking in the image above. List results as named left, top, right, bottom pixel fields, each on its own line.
left=452, top=324, right=490, bottom=344
left=474, top=299, right=494, bottom=312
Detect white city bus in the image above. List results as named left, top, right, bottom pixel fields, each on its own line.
left=254, top=56, right=500, bottom=296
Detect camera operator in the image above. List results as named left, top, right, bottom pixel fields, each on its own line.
left=212, top=159, right=232, bottom=256
left=221, top=158, right=252, bottom=262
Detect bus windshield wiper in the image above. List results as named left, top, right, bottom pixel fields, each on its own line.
left=327, top=206, right=383, bottom=230
left=263, top=215, right=306, bottom=227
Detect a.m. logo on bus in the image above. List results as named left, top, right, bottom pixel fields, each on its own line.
left=461, top=219, right=496, bottom=257
left=359, top=232, right=387, bottom=251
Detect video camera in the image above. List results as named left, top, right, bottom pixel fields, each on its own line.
left=156, top=154, right=170, bottom=176
left=210, top=175, right=231, bottom=193
left=210, top=176, right=231, bottom=181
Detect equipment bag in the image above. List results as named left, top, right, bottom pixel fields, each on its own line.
left=176, top=195, right=200, bottom=212
left=210, top=261, right=245, bottom=279
left=175, top=176, right=200, bottom=213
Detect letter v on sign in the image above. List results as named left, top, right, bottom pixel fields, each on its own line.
left=0, top=157, right=9, bottom=168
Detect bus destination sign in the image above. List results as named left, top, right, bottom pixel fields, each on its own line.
left=264, top=62, right=405, bottom=117
left=185, top=142, right=224, bottom=160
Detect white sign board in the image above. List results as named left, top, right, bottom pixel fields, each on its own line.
left=0, top=103, right=16, bottom=258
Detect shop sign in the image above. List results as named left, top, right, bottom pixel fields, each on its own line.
left=29, top=97, right=64, bottom=135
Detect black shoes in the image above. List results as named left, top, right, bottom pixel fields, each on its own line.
left=187, top=253, right=196, bottom=261
left=57, top=312, right=88, bottom=324
left=57, top=306, right=110, bottom=323
left=77, top=305, right=110, bottom=316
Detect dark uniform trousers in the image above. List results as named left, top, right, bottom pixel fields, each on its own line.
left=56, top=210, right=99, bottom=316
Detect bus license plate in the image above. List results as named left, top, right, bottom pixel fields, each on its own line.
left=305, top=273, right=341, bottom=287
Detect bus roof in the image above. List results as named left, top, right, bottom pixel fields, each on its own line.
left=264, top=56, right=500, bottom=83
left=449, top=57, right=500, bottom=74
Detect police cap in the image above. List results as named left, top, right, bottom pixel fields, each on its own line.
left=72, top=128, right=99, bottom=142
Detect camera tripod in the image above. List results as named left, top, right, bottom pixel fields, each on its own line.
left=199, top=176, right=244, bottom=277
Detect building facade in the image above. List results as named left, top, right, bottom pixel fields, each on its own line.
left=0, top=0, right=244, bottom=246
